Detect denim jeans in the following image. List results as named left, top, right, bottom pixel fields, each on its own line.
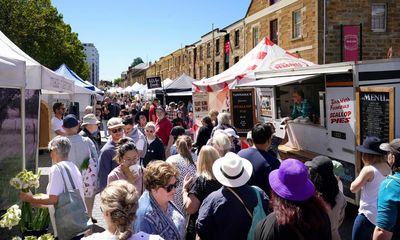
left=352, top=213, right=375, bottom=240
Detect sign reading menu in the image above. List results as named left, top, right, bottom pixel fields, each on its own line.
left=230, top=89, right=256, bottom=133
left=146, top=77, right=162, bottom=89
left=357, top=87, right=394, bottom=143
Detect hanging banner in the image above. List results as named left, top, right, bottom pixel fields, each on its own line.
left=342, top=25, right=361, bottom=62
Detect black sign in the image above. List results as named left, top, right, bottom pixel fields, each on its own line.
left=359, top=91, right=390, bottom=142
left=230, top=89, right=255, bottom=133
left=331, top=131, right=346, bottom=140
left=146, top=77, right=162, bottom=89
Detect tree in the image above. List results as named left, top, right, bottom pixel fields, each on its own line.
left=130, top=57, right=144, bottom=68
left=113, top=78, right=122, bottom=86
left=0, top=0, right=90, bottom=79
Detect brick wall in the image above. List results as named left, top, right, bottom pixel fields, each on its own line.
left=245, top=0, right=319, bottom=63
left=325, top=0, right=400, bottom=63
left=139, top=0, right=399, bottom=83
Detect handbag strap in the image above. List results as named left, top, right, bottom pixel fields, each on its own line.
left=56, top=164, right=70, bottom=193
left=226, top=187, right=252, bottom=218
left=57, top=163, right=77, bottom=190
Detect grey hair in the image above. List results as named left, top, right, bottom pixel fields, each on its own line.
left=48, top=136, right=71, bottom=159
left=212, top=133, right=231, bottom=155
left=217, top=112, right=230, bottom=125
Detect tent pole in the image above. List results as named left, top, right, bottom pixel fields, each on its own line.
left=21, top=87, right=26, bottom=170
left=35, top=93, right=41, bottom=173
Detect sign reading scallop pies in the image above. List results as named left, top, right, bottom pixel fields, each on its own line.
left=146, top=77, right=162, bottom=89
left=230, top=88, right=256, bottom=134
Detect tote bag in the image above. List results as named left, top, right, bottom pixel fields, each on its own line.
left=55, top=164, right=90, bottom=240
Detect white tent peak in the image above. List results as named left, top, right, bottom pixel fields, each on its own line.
left=192, top=37, right=315, bottom=92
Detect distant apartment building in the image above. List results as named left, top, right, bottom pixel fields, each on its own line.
left=137, top=0, right=399, bottom=84
left=83, top=43, right=99, bottom=86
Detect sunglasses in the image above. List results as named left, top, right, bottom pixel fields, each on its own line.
left=163, top=182, right=178, bottom=193
left=145, top=129, right=154, bottom=133
left=111, top=128, right=124, bottom=134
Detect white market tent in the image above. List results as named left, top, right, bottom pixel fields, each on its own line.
left=0, top=30, right=75, bottom=168
left=192, top=38, right=315, bottom=92
left=0, top=31, right=74, bottom=94
left=0, top=56, right=25, bottom=88
left=165, top=73, right=195, bottom=93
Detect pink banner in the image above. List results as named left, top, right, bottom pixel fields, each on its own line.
left=343, top=25, right=360, bottom=61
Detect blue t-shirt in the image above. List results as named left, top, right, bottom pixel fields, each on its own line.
left=238, top=147, right=280, bottom=194
left=376, top=172, right=400, bottom=239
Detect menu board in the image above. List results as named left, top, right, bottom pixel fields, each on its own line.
left=357, top=87, right=394, bottom=143
left=230, top=89, right=256, bottom=133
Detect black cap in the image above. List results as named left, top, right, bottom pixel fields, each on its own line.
left=63, top=114, right=79, bottom=128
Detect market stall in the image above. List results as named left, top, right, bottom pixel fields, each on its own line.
left=237, top=59, right=400, bottom=204
left=191, top=37, right=314, bottom=126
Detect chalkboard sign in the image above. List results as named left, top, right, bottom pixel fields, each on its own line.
left=146, top=77, right=162, bottom=89
left=357, top=87, right=394, bottom=143
left=230, top=89, right=256, bottom=133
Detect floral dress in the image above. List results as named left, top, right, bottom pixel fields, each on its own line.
left=167, top=153, right=197, bottom=213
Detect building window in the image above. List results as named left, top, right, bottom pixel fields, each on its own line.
left=252, top=27, right=259, bottom=47
left=206, top=64, right=211, bottom=77
left=215, top=39, right=220, bottom=55
left=234, top=56, right=240, bottom=64
left=371, top=3, right=386, bottom=32
left=270, top=19, right=278, bottom=44
left=199, top=46, right=203, bottom=60
left=199, top=66, right=203, bottom=78
left=234, top=30, right=240, bottom=47
left=292, top=10, right=301, bottom=39
left=207, top=43, right=211, bottom=58
left=215, top=62, right=220, bottom=75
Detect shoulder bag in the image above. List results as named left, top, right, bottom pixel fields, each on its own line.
left=227, top=186, right=267, bottom=240
left=55, top=164, right=90, bottom=240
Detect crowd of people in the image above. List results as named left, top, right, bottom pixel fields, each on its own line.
left=17, top=95, right=400, bottom=240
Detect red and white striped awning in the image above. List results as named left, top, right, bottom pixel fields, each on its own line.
left=192, top=38, right=315, bottom=92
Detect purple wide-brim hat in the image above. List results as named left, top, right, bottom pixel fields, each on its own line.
left=269, top=158, right=315, bottom=202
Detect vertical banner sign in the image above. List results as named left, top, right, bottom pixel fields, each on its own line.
left=230, top=89, right=256, bottom=134
left=146, top=77, right=162, bottom=89
left=192, top=92, right=209, bottom=125
left=342, top=25, right=361, bottom=61
left=326, top=86, right=356, bottom=202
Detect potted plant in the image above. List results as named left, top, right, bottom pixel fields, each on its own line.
left=0, top=170, right=52, bottom=238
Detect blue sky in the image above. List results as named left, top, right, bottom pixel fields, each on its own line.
left=51, top=0, right=251, bottom=81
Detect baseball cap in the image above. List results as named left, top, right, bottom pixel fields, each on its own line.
left=107, top=117, right=124, bottom=129
left=63, top=114, right=79, bottom=128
